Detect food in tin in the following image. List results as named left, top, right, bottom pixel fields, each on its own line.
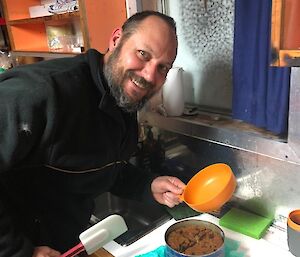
left=166, top=224, right=223, bottom=255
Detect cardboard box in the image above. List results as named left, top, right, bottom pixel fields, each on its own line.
left=30, top=1, right=79, bottom=17
left=29, top=4, right=53, bottom=18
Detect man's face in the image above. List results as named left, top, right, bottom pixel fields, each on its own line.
left=104, top=16, right=178, bottom=112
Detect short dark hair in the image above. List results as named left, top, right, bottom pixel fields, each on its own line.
left=121, top=11, right=177, bottom=41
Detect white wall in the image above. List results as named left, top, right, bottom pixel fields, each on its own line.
left=167, top=0, right=234, bottom=111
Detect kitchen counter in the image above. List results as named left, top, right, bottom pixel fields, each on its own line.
left=90, top=248, right=114, bottom=257
left=93, top=213, right=294, bottom=257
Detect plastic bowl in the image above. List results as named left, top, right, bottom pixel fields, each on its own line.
left=180, top=163, right=236, bottom=212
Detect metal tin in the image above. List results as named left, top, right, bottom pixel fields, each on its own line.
left=165, top=219, right=225, bottom=257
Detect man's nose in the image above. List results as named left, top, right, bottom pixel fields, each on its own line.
left=142, top=62, right=157, bottom=85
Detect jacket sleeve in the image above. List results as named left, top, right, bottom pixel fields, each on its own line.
left=0, top=73, right=49, bottom=256
left=109, top=161, right=159, bottom=203
left=0, top=74, right=51, bottom=172
left=0, top=200, right=34, bottom=257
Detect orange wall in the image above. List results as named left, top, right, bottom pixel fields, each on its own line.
left=4, top=0, right=39, bottom=20
left=84, top=0, right=127, bottom=53
left=11, top=23, right=48, bottom=50
left=282, top=0, right=300, bottom=49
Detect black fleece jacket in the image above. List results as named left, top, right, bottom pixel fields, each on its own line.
left=0, top=49, right=156, bottom=256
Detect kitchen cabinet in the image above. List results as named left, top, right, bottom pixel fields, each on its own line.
left=271, top=0, right=300, bottom=66
left=1, top=0, right=127, bottom=57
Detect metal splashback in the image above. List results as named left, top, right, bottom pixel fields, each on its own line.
left=139, top=67, right=300, bottom=221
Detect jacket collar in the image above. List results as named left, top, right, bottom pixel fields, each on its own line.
left=84, top=49, right=137, bottom=125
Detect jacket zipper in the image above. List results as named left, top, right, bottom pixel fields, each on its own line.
left=44, top=160, right=127, bottom=174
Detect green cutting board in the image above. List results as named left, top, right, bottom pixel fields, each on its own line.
left=219, top=208, right=273, bottom=239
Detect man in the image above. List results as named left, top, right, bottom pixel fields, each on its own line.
left=0, top=11, right=185, bottom=257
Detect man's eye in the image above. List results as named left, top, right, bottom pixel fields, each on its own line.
left=159, top=65, right=170, bottom=75
left=138, top=50, right=149, bottom=60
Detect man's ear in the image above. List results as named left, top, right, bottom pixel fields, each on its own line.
left=108, top=28, right=122, bottom=51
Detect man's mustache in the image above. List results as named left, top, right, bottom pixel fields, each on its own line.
left=127, top=71, right=154, bottom=90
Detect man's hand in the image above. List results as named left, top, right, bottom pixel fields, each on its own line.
left=33, top=246, right=61, bottom=257
left=151, top=176, right=186, bottom=207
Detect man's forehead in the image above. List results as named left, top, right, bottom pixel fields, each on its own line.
left=118, top=15, right=177, bottom=63
left=133, top=16, right=176, bottom=44
left=138, top=15, right=171, bottom=30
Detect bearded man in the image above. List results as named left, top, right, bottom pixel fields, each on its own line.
left=0, top=11, right=185, bottom=257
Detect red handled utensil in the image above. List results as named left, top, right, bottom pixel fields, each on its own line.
left=60, top=242, right=84, bottom=257
left=60, top=214, right=127, bottom=257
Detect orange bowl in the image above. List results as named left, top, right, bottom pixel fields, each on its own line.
left=181, top=163, right=236, bottom=212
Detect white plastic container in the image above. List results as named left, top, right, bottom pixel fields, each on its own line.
left=161, top=67, right=185, bottom=116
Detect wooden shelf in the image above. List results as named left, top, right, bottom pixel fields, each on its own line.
left=11, top=48, right=79, bottom=57
left=10, top=50, right=78, bottom=59
left=8, top=11, right=80, bottom=25
left=277, top=49, right=300, bottom=66
left=2, top=0, right=127, bottom=58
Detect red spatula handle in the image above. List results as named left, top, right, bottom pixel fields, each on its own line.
left=60, top=242, right=85, bottom=257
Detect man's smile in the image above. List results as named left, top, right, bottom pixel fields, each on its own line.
left=131, top=77, right=148, bottom=89
left=129, top=71, right=151, bottom=90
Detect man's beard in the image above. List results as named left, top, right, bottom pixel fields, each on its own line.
left=103, top=44, right=155, bottom=113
